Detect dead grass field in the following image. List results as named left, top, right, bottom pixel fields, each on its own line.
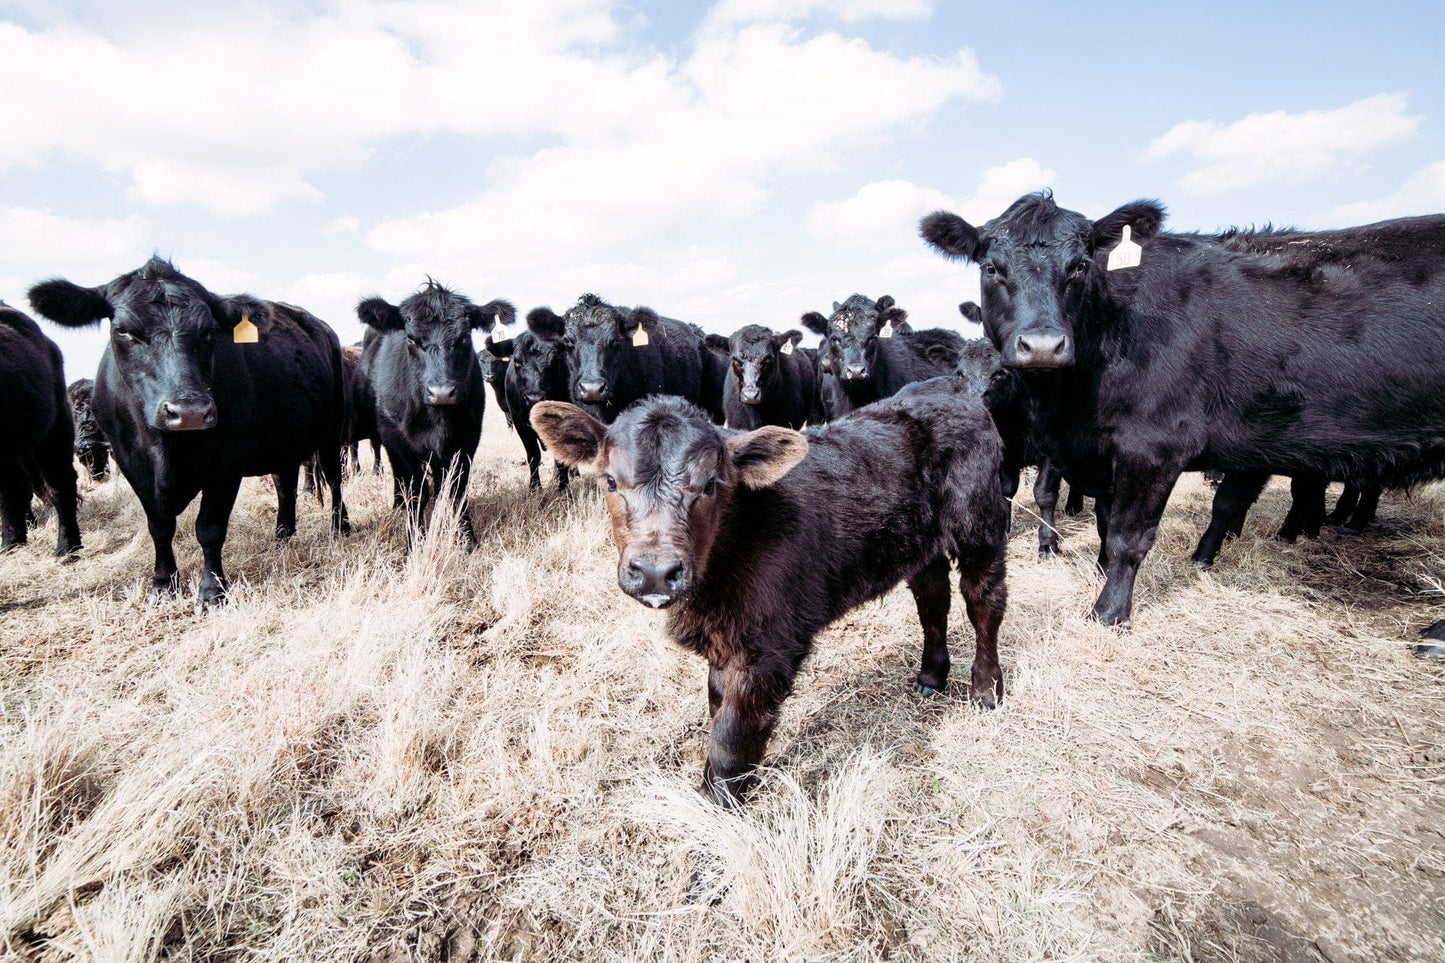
left=2, top=411, right=1444, bottom=962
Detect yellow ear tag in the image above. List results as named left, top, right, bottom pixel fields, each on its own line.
left=632, top=327, right=649, bottom=348
left=1106, top=224, right=1143, bottom=271
left=233, top=315, right=259, bottom=344
left=780, top=339, right=794, bottom=355
left=879, top=320, right=894, bottom=339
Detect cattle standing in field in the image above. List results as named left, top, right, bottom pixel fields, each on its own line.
left=490, top=308, right=574, bottom=491
left=0, top=303, right=81, bottom=556
left=533, top=293, right=707, bottom=424
left=703, top=325, right=817, bottom=430
left=480, top=347, right=513, bottom=430
left=348, top=334, right=387, bottom=478
left=1191, top=471, right=1389, bottom=568
left=29, top=259, right=348, bottom=609
left=356, top=282, right=514, bottom=547
left=922, top=193, right=1445, bottom=640
left=801, top=294, right=964, bottom=419
left=531, top=377, right=1010, bottom=807
left=67, top=378, right=111, bottom=481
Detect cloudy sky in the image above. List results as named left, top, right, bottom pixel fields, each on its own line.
left=3, top=0, right=1443, bottom=381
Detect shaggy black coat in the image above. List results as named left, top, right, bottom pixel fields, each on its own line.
left=67, top=377, right=111, bottom=481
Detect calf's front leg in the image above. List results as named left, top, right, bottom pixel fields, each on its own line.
left=908, top=556, right=952, bottom=696
left=702, top=660, right=791, bottom=808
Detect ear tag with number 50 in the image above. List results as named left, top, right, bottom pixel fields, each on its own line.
left=1107, top=225, right=1142, bottom=271
left=233, top=315, right=259, bottom=344
left=632, top=327, right=649, bottom=348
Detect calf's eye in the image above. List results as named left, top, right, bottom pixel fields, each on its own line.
left=603, top=474, right=618, bottom=492
left=703, top=478, right=717, bottom=497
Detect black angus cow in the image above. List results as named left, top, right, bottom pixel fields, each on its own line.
left=488, top=307, right=575, bottom=491
left=0, top=303, right=81, bottom=556
left=801, top=294, right=963, bottom=418
left=356, top=281, right=514, bottom=547
left=348, top=334, right=387, bottom=478
left=67, top=378, right=111, bottom=481
left=703, top=325, right=816, bottom=430
left=29, top=259, right=348, bottom=609
left=697, top=329, right=730, bottom=425
left=303, top=343, right=367, bottom=496
left=922, top=192, right=1445, bottom=640
left=480, top=346, right=513, bottom=430
left=532, top=293, right=707, bottom=424
left=531, top=377, right=1009, bottom=807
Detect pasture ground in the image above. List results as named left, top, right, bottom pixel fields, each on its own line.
left=2, top=412, right=1443, bottom=962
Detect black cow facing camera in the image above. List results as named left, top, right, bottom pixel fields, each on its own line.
left=532, top=377, right=1009, bottom=807
left=28, top=258, right=349, bottom=611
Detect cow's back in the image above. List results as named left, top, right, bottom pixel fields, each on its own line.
left=0, top=306, right=66, bottom=456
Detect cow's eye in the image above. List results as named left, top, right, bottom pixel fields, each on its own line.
left=200, top=328, right=214, bottom=344
left=602, top=473, right=618, bottom=492
left=703, top=478, right=717, bottom=497
left=1068, top=260, right=1088, bottom=278
left=406, top=334, right=421, bottom=348
left=115, top=329, right=142, bottom=344
left=982, top=263, right=998, bottom=277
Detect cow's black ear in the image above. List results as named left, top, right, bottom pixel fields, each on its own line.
left=526, top=307, right=566, bottom=340
left=1093, top=200, right=1166, bottom=247
left=357, top=297, right=403, bottom=331
left=531, top=401, right=606, bottom=469
left=28, top=279, right=113, bottom=328
left=486, top=337, right=514, bottom=358
left=876, top=295, right=908, bottom=328
left=779, top=329, right=803, bottom=347
left=958, top=301, right=982, bottom=324
left=727, top=426, right=809, bottom=489
left=624, top=306, right=659, bottom=336
left=920, top=211, right=985, bottom=262
left=469, top=298, right=516, bottom=331
left=212, top=294, right=270, bottom=332
left=800, top=311, right=830, bottom=335
left=704, top=333, right=730, bottom=354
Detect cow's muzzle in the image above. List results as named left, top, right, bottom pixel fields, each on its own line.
left=1010, top=329, right=1074, bottom=369
left=620, top=554, right=691, bottom=608
left=158, top=399, right=217, bottom=431
left=425, top=384, right=458, bottom=406
left=578, top=380, right=608, bottom=403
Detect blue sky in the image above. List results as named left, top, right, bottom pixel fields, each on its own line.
left=3, top=0, right=1442, bottom=382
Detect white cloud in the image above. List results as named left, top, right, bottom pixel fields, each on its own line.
left=1146, top=94, right=1422, bottom=193
left=368, top=23, right=1000, bottom=267
left=0, top=207, right=150, bottom=277
left=1320, top=159, right=1445, bottom=225
left=806, top=157, right=1056, bottom=245
left=320, top=216, right=361, bottom=236
left=707, top=0, right=934, bottom=28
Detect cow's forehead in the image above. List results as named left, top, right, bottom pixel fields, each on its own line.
left=830, top=308, right=876, bottom=336
left=734, top=326, right=776, bottom=353
left=609, top=404, right=723, bottom=482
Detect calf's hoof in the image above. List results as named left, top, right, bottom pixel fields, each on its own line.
left=968, top=682, right=1001, bottom=711
left=1038, top=544, right=1059, bottom=560
left=274, top=525, right=295, bottom=540
left=1413, top=644, right=1445, bottom=661
left=1191, top=556, right=1215, bottom=571
left=914, top=682, right=945, bottom=698
left=194, top=591, right=228, bottom=617
left=146, top=585, right=179, bottom=607
left=1089, top=606, right=1132, bottom=629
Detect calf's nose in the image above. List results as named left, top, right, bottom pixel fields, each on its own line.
left=425, top=384, right=458, bottom=406
left=158, top=399, right=217, bottom=431
left=623, top=556, right=689, bottom=608
left=578, top=380, right=607, bottom=402
left=1012, top=330, right=1073, bottom=369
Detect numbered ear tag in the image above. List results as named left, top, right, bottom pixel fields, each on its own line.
left=1106, top=225, right=1142, bottom=271
left=879, top=320, right=895, bottom=339
left=780, top=339, right=794, bottom=355
left=490, top=321, right=512, bottom=343
left=632, top=327, right=649, bottom=347
left=233, top=316, right=259, bottom=344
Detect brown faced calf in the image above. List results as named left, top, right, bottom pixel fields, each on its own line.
left=532, top=377, right=1010, bottom=807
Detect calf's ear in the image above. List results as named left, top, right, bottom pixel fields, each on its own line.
left=531, top=402, right=607, bottom=469
left=920, top=211, right=985, bottom=262
left=800, top=311, right=830, bottom=336
left=958, top=301, right=982, bottom=324
left=774, top=328, right=803, bottom=352
left=357, top=296, right=404, bottom=331
left=1092, top=200, right=1165, bottom=248
left=28, top=279, right=113, bottom=327
left=485, top=337, right=514, bottom=358
left=527, top=306, right=566, bottom=339
left=469, top=298, right=516, bottom=331
left=704, top=333, right=730, bottom=354
left=727, top=426, right=808, bottom=489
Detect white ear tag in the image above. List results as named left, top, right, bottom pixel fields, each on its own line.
left=632, top=327, right=649, bottom=347
left=879, top=320, right=894, bottom=339
left=490, top=320, right=512, bottom=343
left=1106, top=225, right=1142, bottom=271
left=780, top=339, right=794, bottom=355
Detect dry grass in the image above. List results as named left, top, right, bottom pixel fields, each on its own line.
left=1, top=414, right=1443, bottom=961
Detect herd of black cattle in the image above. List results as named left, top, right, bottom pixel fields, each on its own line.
left=2, top=191, right=1443, bottom=805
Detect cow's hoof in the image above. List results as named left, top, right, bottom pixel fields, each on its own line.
left=0, top=540, right=23, bottom=554
left=969, top=687, right=999, bottom=711
left=914, top=682, right=944, bottom=698
left=1341, top=525, right=1365, bottom=536
left=274, top=526, right=295, bottom=540
left=1192, top=557, right=1215, bottom=571
left=685, top=851, right=728, bottom=906
left=1413, top=644, right=1445, bottom=661
left=146, top=587, right=178, bottom=607
left=1038, top=546, right=1059, bottom=560
left=1274, top=533, right=1298, bottom=545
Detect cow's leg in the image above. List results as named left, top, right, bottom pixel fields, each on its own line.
left=554, top=462, right=572, bottom=492
left=446, top=457, right=477, bottom=549
left=1191, top=470, right=1269, bottom=568
left=389, top=450, right=407, bottom=509
left=1327, top=483, right=1361, bottom=526
left=271, top=471, right=298, bottom=540
left=1064, top=484, right=1085, bottom=517
left=143, top=504, right=180, bottom=604
left=1092, top=459, right=1184, bottom=627
left=702, top=660, right=790, bottom=808
left=1277, top=473, right=1327, bottom=542
left=317, top=443, right=351, bottom=536
left=518, top=421, right=544, bottom=492
left=1094, top=494, right=1112, bottom=570
left=1343, top=484, right=1381, bottom=534
left=960, top=553, right=1008, bottom=708
left=35, top=427, right=81, bottom=556
left=999, top=465, right=1021, bottom=501
left=371, top=440, right=385, bottom=476
left=908, top=555, right=952, bottom=696
left=194, top=476, right=242, bottom=614
left=0, top=462, right=31, bottom=552
left=1034, top=460, right=1062, bottom=558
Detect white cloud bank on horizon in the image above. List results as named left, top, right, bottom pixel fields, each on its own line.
left=1320, top=158, right=1445, bottom=225
left=1146, top=93, right=1422, bottom=194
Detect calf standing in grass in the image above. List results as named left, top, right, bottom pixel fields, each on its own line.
left=704, top=325, right=816, bottom=430
left=489, top=307, right=575, bottom=492
left=356, top=281, right=514, bottom=547
left=532, top=377, right=1009, bottom=807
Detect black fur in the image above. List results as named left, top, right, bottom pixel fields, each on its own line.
left=67, top=377, right=111, bottom=481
